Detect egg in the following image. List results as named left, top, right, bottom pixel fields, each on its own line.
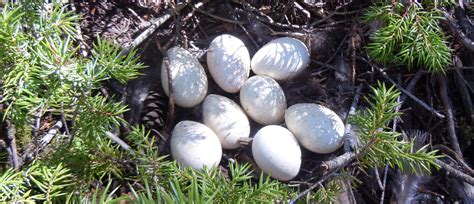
left=251, top=37, right=310, bottom=80
left=161, top=47, right=208, bottom=108
left=171, top=120, right=222, bottom=170
left=252, top=125, right=301, bottom=181
left=239, top=75, right=286, bottom=125
left=202, top=94, right=250, bottom=149
left=285, top=103, right=345, bottom=154
left=207, top=34, right=251, bottom=93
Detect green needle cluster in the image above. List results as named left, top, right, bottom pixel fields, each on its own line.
left=364, top=3, right=452, bottom=72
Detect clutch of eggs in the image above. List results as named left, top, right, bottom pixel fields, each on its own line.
left=165, top=35, right=345, bottom=181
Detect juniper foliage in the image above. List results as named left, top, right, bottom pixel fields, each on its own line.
left=364, top=2, right=452, bottom=72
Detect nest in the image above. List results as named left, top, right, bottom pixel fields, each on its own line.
left=72, top=0, right=474, bottom=202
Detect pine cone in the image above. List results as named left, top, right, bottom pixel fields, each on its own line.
left=141, top=90, right=168, bottom=133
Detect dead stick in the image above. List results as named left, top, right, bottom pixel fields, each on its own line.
left=122, top=4, right=186, bottom=54
left=358, top=56, right=445, bottom=119
left=343, top=84, right=362, bottom=152
left=433, top=144, right=473, bottom=175
left=289, top=166, right=341, bottom=204
left=436, top=159, right=474, bottom=185
left=441, top=9, right=474, bottom=52
left=38, top=121, right=62, bottom=150
left=437, top=74, right=463, bottom=158
left=3, top=120, right=20, bottom=170
left=399, top=70, right=423, bottom=103
left=105, top=131, right=132, bottom=153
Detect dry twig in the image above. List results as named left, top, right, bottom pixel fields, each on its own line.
left=436, top=159, right=474, bottom=185
left=123, top=3, right=186, bottom=54
left=437, top=74, right=463, bottom=158
left=358, top=56, right=445, bottom=119
left=441, top=9, right=474, bottom=52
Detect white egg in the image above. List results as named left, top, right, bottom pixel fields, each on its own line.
left=240, top=75, right=286, bottom=125
left=252, top=125, right=301, bottom=181
left=203, top=94, right=250, bottom=149
left=207, top=34, right=251, bottom=93
left=171, top=120, right=222, bottom=170
left=251, top=37, right=310, bottom=80
left=285, top=103, right=345, bottom=154
left=161, top=47, right=208, bottom=108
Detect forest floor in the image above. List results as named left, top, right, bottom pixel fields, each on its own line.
left=71, top=0, right=473, bottom=203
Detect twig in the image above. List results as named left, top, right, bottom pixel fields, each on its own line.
left=38, top=121, right=62, bottom=150
left=21, top=120, right=63, bottom=164
left=159, top=46, right=175, bottom=134
left=374, top=168, right=384, bottom=190
left=399, top=70, right=423, bottom=103
left=190, top=4, right=243, bottom=25
left=233, top=5, right=308, bottom=29
left=358, top=56, right=445, bottom=119
left=293, top=1, right=311, bottom=20
left=289, top=166, right=342, bottom=204
left=3, top=120, right=20, bottom=170
left=122, top=4, right=186, bottom=54
left=380, top=165, right=389, bottom=204
left=105, top=131, right=132, bottom=153
left=437, top=74, right=463, bottom=158
left=433, top=145, right=473, bottom=175
left=436, top=159, right=474, bottom=185
left=343, top=84, right=362, bottom=152
left=441, top=9, right=474, bottom=52
left=452, top=56, right=473, bottom=125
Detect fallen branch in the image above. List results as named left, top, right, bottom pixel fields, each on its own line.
left=343, top=84, right=362, bottom=152
left=358, top=56, right=445, bottom=119
left=441, top=8, right=474, bottom=52
left=436, top=159, right=474, bottom=185
left=437, top=74, right=463, bottom=158
left=433, top=144, right=473, bottom=175
left=399, top=70, right=423, bottom=103
left=122, top=3, right=186, bottom=54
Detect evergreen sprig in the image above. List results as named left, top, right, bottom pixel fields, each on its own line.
left=364, top=3, right=452, bottom=72
left=351, top=82, right=441, bottom=173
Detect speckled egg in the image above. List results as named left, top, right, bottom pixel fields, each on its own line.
left=207, top=34, right=251, bottom=93
left=252, top=125, right=301, bottom=181
left=251, top=37, right=309, bottom=80
left=171, top=121, right=222, bottom=170
left=285, top=103, right=345, bottom=154
left=161, top=47, right=208, bottom=108
left=239, top=75, right=287, bottom=125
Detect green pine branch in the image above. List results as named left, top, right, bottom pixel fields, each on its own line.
left=364, top=3, right=452, bottom=72
left=350, top=82, right=441, bottom=174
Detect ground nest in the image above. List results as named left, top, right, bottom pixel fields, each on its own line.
left=69, top=0, right=474, bottom=202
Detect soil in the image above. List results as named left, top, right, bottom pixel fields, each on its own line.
left=72, top=0, right=474, bottom=203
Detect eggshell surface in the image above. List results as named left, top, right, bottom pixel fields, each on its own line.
left=252, top=125, right=301, bottom=181
left=203, top=94, right=250, bottom=149
left=162, top=47, right=208, bottom=108
left=171, top=121, right=222, bottom=170
left=251, top=37, right=309, bottom=80
left=207, top=34, right=251, bottom=93
left=239, top=75, right=286, bottom=125
left=285, top=103, right=345, bottom=154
